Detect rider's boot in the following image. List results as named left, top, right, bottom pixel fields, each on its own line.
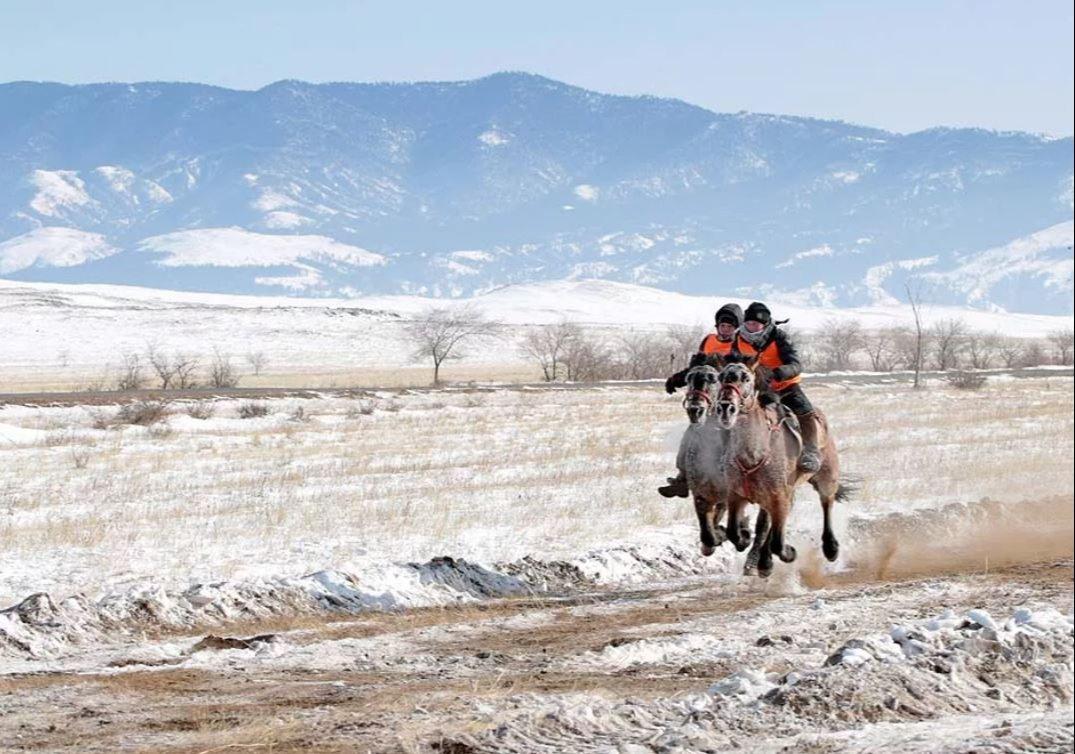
left=658, top=469, right=689, bottom=498
left=798, top=412, right=823, bottom=473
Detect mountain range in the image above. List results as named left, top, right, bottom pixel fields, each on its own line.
left=1, top=72, right=1071, bottom=313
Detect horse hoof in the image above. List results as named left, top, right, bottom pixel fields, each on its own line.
left=757, top=564, right=773, bottom=579
left=823, top=539, right=839, bottom=562
left=700, top=543, right=715, bottom=557
left=778, top=545, right=797, bottom=563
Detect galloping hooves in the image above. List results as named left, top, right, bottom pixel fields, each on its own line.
left=735, top=526, right=752, bottom=551
left=823, top=537, right=840, bottom=562
left=700, top=543, right=715, bottom=557
left=757, top=563, right=773, bottom=579
left=777, top=544, right=797, bottom=563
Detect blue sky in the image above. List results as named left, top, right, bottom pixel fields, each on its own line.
left=3, top=0, right=1072, bottom=135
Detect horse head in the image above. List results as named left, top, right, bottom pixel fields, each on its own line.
left=682, top=364, right=720, bottom=424
left=715, top=354, right=759, bottom=429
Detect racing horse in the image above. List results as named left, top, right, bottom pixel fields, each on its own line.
left=712, top=354, right=849, bottom=577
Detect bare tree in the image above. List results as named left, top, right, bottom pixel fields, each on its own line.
left=245, top=351, right=268, bottom=376
left=146, top=345, right=200, bottom=389
left=929, top=318, right=968, bottom=371
left=862, top=328, right=901, bottom=372
left=665, top=324, right=708, bottom=370
left=208, top=349, right=240, bottom=388
left=814, top=318, right=865, bottom=372
left=964, top=332, right=999, bottom=370
left=1048, top=329, right=1074, bottom=365
left=618, top=331, right=671, bottom=380
left=1019, top=340, right=1047, bottom=368
left=996, top=337, right=1024, bottom=369
left=404, top=305, right=499, bottom=384
left=115, top=352, right=147, bottom=391
left=519, top=320, right=580, bottom=381
left=904, top=282, right=926, bottom=389
left=561, top=332, right=611, bottom=382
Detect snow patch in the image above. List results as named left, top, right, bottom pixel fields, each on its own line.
left=29, top=170, right=93, bottom=217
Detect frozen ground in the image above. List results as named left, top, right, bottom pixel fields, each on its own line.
left=0, top=376, right=1072, bottom=752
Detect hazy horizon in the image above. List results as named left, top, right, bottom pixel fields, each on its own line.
left=3, top=1, right=1072, bottom=137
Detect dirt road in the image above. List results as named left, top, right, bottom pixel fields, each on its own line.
left=2, top=554, right=1071, bottom=753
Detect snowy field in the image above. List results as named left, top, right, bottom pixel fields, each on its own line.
left=2, top=278, right=1072, bottom=391
left=0, top=373, right=1072, bottom=751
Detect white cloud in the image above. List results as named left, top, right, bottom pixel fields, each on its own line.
left=573, top=184, right=599, bottom=202
left=0, top=227, right=118, bottom=274
left=138, top=227, right=386, bottom=269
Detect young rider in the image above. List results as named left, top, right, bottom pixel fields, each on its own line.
left=658, top=303, right=743, bottom=498
left=735, top=301, right=822, bottom=472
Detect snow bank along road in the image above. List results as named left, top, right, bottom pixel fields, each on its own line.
left=0, top=375, right=1071, bottom=751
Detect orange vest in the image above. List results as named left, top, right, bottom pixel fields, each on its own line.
left=734, top=335, right=802, bottom=391
left=700, top=334, right=734, bottom=356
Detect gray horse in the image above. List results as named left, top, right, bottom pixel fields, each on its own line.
left=678, top=365, right=753, bottom=556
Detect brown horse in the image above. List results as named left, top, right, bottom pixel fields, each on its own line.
left=713, top=355, right=847, bottom=577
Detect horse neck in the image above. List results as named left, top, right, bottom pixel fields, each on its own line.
left=728, top=400, right=770, bottom=463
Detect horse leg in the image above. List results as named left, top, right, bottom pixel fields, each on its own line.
left=769, top=495, right=797, bottom=564
left=694, top=494, right=725, bottom=556
left=744, top=509, right=771, bottom=576
left=810, top=472, right=840, bottom=562
left=725, top=496, right=748, bottom=552
left=735, top=505, right=753, bottom=550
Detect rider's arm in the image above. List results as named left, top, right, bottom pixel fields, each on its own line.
left=771, top=330, right=802, bottom=382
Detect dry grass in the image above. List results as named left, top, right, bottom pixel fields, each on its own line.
left=0, top=379, right=1071, bottom=603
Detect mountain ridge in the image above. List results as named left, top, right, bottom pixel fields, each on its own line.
left=1, top=72, right=1071, bottom=313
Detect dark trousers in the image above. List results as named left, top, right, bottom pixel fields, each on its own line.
left=776, top=384, right=814, bottom=416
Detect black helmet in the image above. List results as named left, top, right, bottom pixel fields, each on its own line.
left=740, top=301, right=774, bottom=346
left=714, top=303, right=743, bottom=328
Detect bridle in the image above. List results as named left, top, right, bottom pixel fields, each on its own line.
left=683, top=386, right=715, bottom=416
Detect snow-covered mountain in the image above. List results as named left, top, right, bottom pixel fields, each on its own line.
left=1, top=73, right=1071, bottom=313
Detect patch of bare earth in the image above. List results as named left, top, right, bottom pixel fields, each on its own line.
left=1, top=556, right=1071, bottom=753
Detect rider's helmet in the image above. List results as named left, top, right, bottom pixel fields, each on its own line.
left=739, top=301, right=773, bottom=347
left=714, top=303, right=743, bottom=342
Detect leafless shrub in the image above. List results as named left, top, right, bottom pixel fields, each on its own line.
left=617, top=331, right=672, bottom=379
left=461, top=394, right=485, bottom=408
left=208, top=350, right=240, bottom=388
left=929, top=318, right=968, bottom=371
left=862, top=327, right=903, bottom=372
left=815, top=318, right=865, bottom=372
left=186, top=402, right=216, bottom=420
left=115, top=352, right=147, bottom=391
left=246, top=351, right=268, bottom=376
left=289, top=406, right=309, bottom=422
left=519, top=320, right=580, bottom=381
left=382, top=399, right=404, bottom=413
left=665, top=324, right=709, bottom=370
left=238, top=402, right=270, bottom=419
left=1018, top=341, right=1048, bottom=368
left=561, top=332, right=612, bottom=382
left=147, top=345, right=200, bottom=389
left=946, top=371, right=987, bottom=391
left=964, top=332, right=999, bottom=370
left=114, top=401, right=170, bottom=426
left=1049, top=329, right=1074, bottom=365
left=996, top=338, right=1024, bottom=369
left=404, top=305, right=500, bottom=384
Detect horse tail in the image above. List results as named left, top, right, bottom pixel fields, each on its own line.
left=835, top=475, right=860, bottom=503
